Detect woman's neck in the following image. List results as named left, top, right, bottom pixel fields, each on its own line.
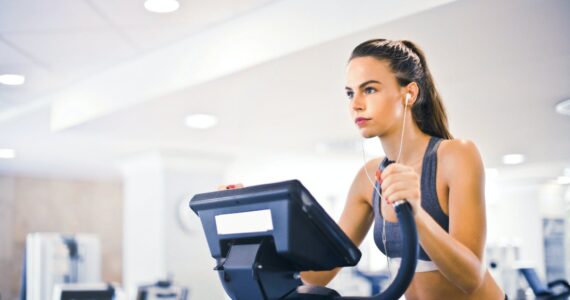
left=379, top=121, right=431, bottom=167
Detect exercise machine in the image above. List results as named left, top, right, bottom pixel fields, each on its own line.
left=52, top=283, right=116, bottom=300
left=23, top=233, right=101, bottom=300
left=136, top=279, right=189, bottom=300
left=519, top=267, right=569, bottom=300
left=190, top=179, right=418, bottom=300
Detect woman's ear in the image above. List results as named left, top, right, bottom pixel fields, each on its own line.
left=403, top=82, right=420, bottom=105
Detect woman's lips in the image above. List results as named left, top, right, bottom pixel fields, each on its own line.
left=355, top=117, right=371, bottom=126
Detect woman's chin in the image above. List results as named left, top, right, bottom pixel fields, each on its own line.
left=359, top=130, right=377, bottom=139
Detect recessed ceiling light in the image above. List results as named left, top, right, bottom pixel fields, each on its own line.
left=555, top=99, right=570, bottom=116
left=557, top=176, right=570, bottom=185
left=0, top=74, right=25, bottom=85
left=502, top=153, right=525, bottom=165
left=184, top=114, right=218, bottom=129
left=144, top=0, right=179, bottom=13
left=0, top=148, right=16, bottom=159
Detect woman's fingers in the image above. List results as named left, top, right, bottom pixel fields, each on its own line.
left=217, top=183, right=244, bottom=191
left=380, top=164, right=409, bottom=179
left=385, top=190, right=420, bottom=204
left=383, top=181, right=414, bottom=202
left=379, top=164, right=420, bottom=205
left=380, top=172, right=417, bottom=191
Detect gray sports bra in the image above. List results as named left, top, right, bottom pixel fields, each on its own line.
left=373, top=136, right=449, bottom=264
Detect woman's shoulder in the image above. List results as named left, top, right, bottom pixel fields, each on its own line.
left=438, top=138, right=481, bottom=160
left=347, top=157, right=385, bottom=206
left=361, top=156, right=387, bottom=183
left=437, top=137, right=484, bottom=181
left=352, top=157, right=384, bottom=185
left=363, top=156, right=384, bottom=172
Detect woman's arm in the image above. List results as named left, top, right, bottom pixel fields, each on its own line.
left=301, top=160, right=377, bottom=286
left=415, top=139, right=488, bottom=294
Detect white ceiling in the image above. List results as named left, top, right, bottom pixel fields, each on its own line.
left=0, top=0, right=569, bottom=181
left=0, top=0, right=275, bottom=110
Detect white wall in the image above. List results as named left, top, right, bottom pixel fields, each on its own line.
left=486, top=181, right=545, bottom=270
left=225, top=152, right=363, bottom=219
left=0, top=177, right=15, bottom=300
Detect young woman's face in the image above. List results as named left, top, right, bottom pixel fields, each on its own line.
left=345, top=56, right=406, bottom=138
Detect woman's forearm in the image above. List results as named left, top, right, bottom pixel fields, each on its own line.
left=300, top=268, right=341, bottom=286
left=414, top=208, right=486, bottom=294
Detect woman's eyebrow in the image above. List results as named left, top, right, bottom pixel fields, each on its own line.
left=345, top=80, right=382, bottom=90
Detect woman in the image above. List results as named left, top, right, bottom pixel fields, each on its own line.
left=225, top=39, right=506, bottom=299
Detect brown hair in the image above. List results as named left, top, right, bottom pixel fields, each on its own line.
left=350, top=39, right=453, bottom=139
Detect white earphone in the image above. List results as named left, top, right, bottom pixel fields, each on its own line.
left=405, top=93, right=411, bottom=106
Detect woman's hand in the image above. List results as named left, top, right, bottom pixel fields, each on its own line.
left=379, top=163, right=422, bottom=216
left=217, top=183, right=244, bottom=191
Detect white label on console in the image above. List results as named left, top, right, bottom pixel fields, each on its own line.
left=215, top=209, right=273, bottom=235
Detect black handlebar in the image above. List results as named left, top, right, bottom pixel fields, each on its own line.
left=339, top=201, right=418, bottom=300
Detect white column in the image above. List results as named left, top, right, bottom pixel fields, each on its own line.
left=119, top=152, right=167, bottom=298
left=119, top=151, right=229, bottom=300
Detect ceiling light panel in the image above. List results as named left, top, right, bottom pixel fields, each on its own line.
left=502, top=153, right=525, bottom=165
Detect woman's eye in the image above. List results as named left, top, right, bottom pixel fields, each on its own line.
left=364, top=87, right=376, bottom=94
left=346, top=91, right=354, bottom=99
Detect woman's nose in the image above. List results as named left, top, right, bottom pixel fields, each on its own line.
left=351, top=92, right=365, bottom=111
